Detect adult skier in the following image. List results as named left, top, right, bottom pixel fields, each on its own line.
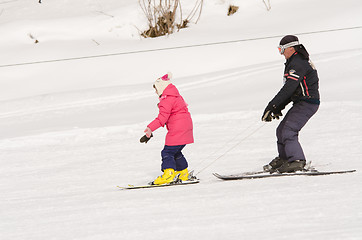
left=262, top=35, right=320, bottom=173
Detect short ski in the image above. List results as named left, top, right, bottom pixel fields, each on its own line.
left=117, top=179, right=199, bottom=190
left=213, top=169, right=356, bottom=180
left=118, top=170, right=199, bottom=190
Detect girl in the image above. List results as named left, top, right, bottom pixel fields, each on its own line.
left=144, top=72, right=194, bottom=185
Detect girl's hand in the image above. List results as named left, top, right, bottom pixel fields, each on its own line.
left=144, top=127, right=152, bottom=138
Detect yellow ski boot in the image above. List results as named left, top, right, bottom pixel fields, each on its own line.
left=176, top=168, right=189, bottom=181
left=153, top=168, right=176, bottom=185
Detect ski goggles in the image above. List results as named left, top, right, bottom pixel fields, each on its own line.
left=278, top=41, right=299, bottom=54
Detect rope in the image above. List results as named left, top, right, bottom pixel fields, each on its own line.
left=1, top=26, right=361, bottom=68
left=192, top=120, right=257, bottom=170
left=194, top=121, right=266, bottom=176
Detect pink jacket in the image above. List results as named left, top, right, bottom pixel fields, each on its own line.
left=148, top=84, right=194, bottom=146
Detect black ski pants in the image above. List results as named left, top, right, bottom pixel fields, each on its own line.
left=276, top=101, right=319, bottom=162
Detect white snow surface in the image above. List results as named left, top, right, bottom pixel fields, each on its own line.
left=0, top=0, right=362, bottom=239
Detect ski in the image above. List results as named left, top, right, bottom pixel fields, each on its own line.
left=117, top=179, right=199, bottom=190
left=118, top=171, right=199, bottom=190
left=213, top=169, right=356, bottom=180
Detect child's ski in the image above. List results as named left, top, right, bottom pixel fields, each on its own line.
left=117, top=179, right=199, bottom=190
left=118, top=171, right=199, bottom=190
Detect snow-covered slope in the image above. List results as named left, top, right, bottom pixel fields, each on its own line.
left=0, top=0, right=361, bottom=239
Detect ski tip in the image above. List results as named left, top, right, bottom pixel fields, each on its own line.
left=212, top=173, right=223, bottom=179
left=117, top=184, right=140, bottom=190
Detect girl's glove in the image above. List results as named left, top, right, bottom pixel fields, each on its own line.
left=140, top=127, right=153, bottom=143
left=140, top=133, right=153, bottom=143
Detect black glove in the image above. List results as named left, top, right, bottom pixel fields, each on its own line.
left=262, top=105, right=283, bottom=122
left=262, top=107, right=273, bottom=122
left=140, top=133, right=153, bottom=143
left=273, top=109, right=283, bottom=120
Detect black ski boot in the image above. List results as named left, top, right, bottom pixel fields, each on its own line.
left=263, top=157, right=287, bottom=172
left=276, top=160, right=306, bottom=173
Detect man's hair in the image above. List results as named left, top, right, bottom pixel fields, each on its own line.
left=280, top=35, right=309, bottom=60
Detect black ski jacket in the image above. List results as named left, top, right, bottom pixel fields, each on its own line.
left=268, top=52, right=320, bottom=111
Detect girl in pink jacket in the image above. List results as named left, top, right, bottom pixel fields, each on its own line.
left=143, top=73, right=193, bottom=185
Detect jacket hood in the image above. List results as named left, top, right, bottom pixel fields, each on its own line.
left=161, top=84, right=180, bottom=97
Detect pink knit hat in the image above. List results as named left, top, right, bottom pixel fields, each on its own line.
left=154, top=72, right=172, bottom=96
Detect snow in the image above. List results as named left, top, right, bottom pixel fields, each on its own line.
left=0, top=0, right=362, bottom=239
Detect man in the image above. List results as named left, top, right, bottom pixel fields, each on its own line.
left=262, top=35, right=320, bottom=173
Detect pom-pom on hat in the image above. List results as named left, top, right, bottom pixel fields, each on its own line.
left=154, top=72, right=172, bottom=96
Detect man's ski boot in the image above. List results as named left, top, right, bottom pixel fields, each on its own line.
left=276, top=160, right=306, bottom=173
left=152, top=168, right=176, bottom=185
left=263, top=157, right=287, bottom=173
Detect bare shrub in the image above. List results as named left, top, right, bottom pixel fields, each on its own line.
left=263, top=0, right=271, bottom=11
left=28, top=33, right=39, bottom=44
left=139, top=0, right=203, bottom=38
left=227, top=5, right=239, bottom=16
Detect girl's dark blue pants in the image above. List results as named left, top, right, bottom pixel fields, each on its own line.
left=161, top=145, right=188, bottom=171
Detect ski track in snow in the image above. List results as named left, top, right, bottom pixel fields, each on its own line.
left=0, top=62, right=280, bottom=119
left=1, top=48, right=361, bottom=120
